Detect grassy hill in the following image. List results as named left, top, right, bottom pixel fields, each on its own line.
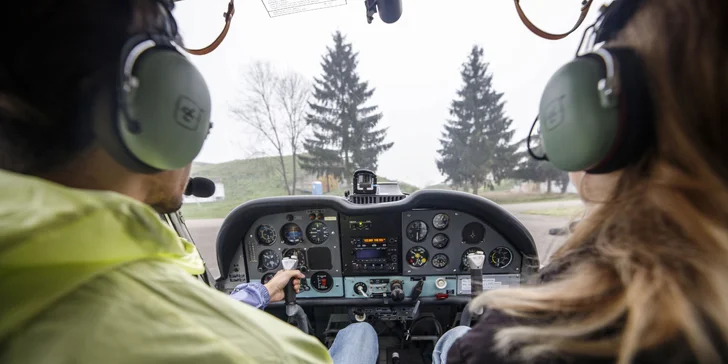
left=181, top=156, right=419, bottom=219
left=181, top=157, right=578, bottom=220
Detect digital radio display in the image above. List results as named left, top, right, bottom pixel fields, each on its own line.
left=362, top=238, right=387, bottom=244
left=354, top=249, right=386, bottom=259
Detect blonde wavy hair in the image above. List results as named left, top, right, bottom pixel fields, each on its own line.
left=471, top=0, right=728, bottom=363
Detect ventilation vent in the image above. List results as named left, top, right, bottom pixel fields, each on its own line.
left=348, top=194, right=406, bottom=205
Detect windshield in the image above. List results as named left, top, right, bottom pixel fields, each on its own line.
left=173, top=0, right=596, bottom=264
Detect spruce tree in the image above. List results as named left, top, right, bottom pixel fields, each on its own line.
left=437, top=45, right=517, bottom=194
left=510, top=136, right=570, bottom=193
left=301, top=31, right=393, bottom=182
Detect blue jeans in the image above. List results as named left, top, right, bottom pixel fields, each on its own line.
left=432, top=326, right=471, bottom=364
left=329, top=323, right=379, bottom=364
left=329, top=323, right=471, bottom=364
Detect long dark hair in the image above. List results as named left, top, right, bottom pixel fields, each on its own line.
left=472, top=0, right=728, bottom=362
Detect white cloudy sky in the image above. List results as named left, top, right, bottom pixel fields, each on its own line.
left=173, top=0, right=605, bottom=187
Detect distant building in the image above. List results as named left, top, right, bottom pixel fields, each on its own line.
left=511, top=181, right=577, bottom=193
left=183, top=183, right=226, bottom=204
left=312, top=181, right=323, bottom=195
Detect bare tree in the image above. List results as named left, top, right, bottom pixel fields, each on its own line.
left=277, top=72, right=310, bottom=195
left=231, top=61, right=310, bottom=195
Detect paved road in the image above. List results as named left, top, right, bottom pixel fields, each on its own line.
left=187, top=199, right=583, bottom=277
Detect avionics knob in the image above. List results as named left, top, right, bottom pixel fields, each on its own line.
left=354, top=282, right=369, bottom=297
left=390, top=280, right=405, bottom=302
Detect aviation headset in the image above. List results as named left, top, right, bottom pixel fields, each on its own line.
left=91, top=0, right=212, bottom=173
left=530, top=0, right=654, bottom=174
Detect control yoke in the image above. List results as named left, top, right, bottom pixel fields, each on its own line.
left=282, top=256, right=299, bottom=311
left=459, top=252, right=486, bottom=326
left=282, top=256, right=310, bottom=334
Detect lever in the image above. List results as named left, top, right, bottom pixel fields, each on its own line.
left=281, top=256, right=299, bottom=315
left=410, top=280, right=424, bottom=301
left=356, top=286, right=369, bottom=298
left=411, top=299, right=421, bottom=320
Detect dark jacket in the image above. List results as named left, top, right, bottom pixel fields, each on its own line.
left=445, top=262, right=716, bottom=363
left=446, top=302, right=721, bottom=363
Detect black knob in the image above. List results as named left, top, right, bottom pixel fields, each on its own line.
left=390, top=280, right=405, bottom=302
left=391, top=287, right=404, bottom=302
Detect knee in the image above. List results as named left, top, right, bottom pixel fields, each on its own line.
left=344, top=322, right=377, bottom=341
left=443, top=325, right=471, bottom=340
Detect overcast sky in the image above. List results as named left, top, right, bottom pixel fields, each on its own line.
left=173, top=0, right=605, bottom=187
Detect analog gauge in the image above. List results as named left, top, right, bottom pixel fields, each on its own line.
left=432, top=213, right=450, bottom=230
left=461, top=247, right=485, bottom=271
left=406, top=246, right=429, bottom=267
left=281, top=223, right=303, bottom=245
left=432, top=253, right=449, bottom=269
left=256, top=224, right=277, bottom=246
left=489, top=246, right=513, bottom=269
left=306, top=221, right=330, bottom=244
left=406, top=220, right=428, bottom=242
left=431, top=233, right=450, bottom=249
left=282, top=248, right=308, bottom=272
left=258, top=249, right=280, bottom=272
left=261, top=272, right=276, bottom=284
left=462, top=222, right=486, bottom=244
left=310, top=271, right=333, bottom=292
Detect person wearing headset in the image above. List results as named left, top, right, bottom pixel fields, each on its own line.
left=0, top=1, right=378, bottom=363
left=437, top=0, right=728, bottom=363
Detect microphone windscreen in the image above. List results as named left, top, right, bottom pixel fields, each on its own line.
left=377, top=0, right=402, bottom=23
left=185, top=177, right=216, bottom=197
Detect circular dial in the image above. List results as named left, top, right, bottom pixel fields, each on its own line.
left=489, top=246, right=513, bottom=269
left=256, top=224, right=277, bottom=245
left=282, top=248, right=307, bottom=272
left=431, top=233, right=449, bottom=249
left=432, top=213, right=450, bottom=230
left=261, top=272, right=275, bottom=284
left=406, top=246, right=429, bottom=267
left=310, top=271, right=333, bottom=292
left=258, top=249, right=280, bottom=272
left=306, top=221, right=330, bottom=244
left=462, top=222, right=486, bottom=244
left=431, top=253, right=449, bottom=269
left=281, top=223, right=303, bottom=245
left=406, top=220, right=429, bottom=242
left=461, top=247, right=485, bottom=271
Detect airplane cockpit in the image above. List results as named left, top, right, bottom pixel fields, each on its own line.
left=171, top=169, right=537, bottom=363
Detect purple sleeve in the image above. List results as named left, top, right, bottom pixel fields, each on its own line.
left=229, top=282, right=271, bottom=309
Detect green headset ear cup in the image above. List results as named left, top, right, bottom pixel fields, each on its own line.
left=539, top=55, right=620, bottom=171
left=118, top=47, right=211, bottom=171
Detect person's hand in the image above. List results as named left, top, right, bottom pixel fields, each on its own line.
left=264, top=269, right=305, bottom=302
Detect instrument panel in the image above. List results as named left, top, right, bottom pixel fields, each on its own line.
left=219, top=203, right=526, bottom=301
left=401, top=210, right=521, bottom=276
left=240, top=209, right=345, bottom=298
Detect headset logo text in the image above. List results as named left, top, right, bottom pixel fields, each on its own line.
left=543, top=95, right=566, bottom=131
left=175, top=96, right=203, bottom=131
